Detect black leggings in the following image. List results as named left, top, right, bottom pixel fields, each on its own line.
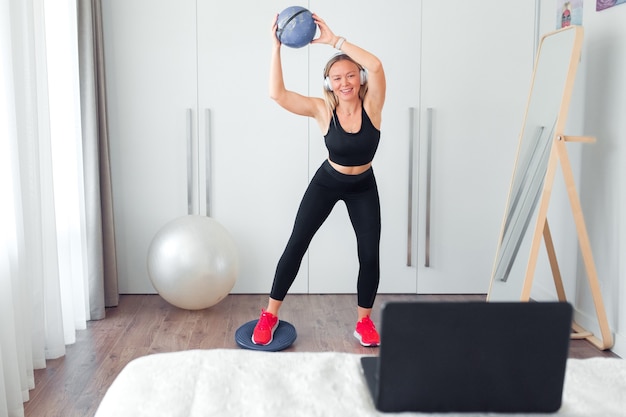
left=270, top=160, right=381, bottom=308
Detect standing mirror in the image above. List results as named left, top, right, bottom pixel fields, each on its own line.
left=489, top=26, right=582, bottom=299
left=487, top=26, right=613, bottom=350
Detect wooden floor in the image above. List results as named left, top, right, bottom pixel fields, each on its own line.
left=24, top=293, right=620, bottom=417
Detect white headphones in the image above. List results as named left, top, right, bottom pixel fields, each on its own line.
left=324, top=69, right=368, bottom=91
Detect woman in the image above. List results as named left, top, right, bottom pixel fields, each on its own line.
left=252, top=13, right=386, bottom=347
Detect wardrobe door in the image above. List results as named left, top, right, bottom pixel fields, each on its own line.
left=197, top=1, right=311, bottom=293
left=307, top=0, right=421, bottom=294
left=102, top=0, right=198, bottom=293
left=416, top=0, right=536, bottom=293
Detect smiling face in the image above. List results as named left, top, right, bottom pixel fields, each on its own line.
left=327, top=60, right=362, bottom=100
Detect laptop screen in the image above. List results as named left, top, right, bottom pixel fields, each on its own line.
left=367, top=301, right=572, bottom=413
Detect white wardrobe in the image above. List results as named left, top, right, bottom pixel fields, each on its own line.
left=102, top=0, right=536, bottom=295
left=416, top=1, right=536, bottom=293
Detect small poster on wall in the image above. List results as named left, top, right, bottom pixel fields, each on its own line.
left=597, top=0, right=626, bottom=11
left=557, top=0, right=583, bottom=28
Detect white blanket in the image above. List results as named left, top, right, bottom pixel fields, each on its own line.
left=95, top=349, right=625, bottom=417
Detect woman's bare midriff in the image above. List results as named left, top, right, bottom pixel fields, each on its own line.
left=328, top=159, right=372, bottom=175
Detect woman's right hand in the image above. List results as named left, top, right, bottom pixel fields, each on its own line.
left=271, top=14, right=281, bottom=49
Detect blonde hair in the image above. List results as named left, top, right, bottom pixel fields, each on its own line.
left=322, top=53, right=368, bottom=115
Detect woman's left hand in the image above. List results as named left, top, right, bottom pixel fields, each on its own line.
left=311, top=14, right=337, bottom=47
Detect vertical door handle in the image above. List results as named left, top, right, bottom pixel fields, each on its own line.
left=407, top=108, right=416, bottom=266
left=424, top=108, right=434, bottom=267
left=204, top=109, right=212, bottom=217
left=533, top=0, right=541, bottom=64
left=186, top=108, right=194, bottom=215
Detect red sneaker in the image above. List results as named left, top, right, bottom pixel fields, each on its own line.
left=251, top=310, right=279, bottom=345
left=354, top=316, right=380, bottom=347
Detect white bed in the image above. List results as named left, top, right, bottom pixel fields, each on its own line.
left=95, top=349, right=625, bottom=417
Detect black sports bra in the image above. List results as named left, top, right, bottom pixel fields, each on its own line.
left=324, top=107, right=380, bottom=166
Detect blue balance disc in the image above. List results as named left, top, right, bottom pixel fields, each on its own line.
left=235, top=320, right=297, bottom=352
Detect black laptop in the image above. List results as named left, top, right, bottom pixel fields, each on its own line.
left=360, top=301, right=573, bottom=413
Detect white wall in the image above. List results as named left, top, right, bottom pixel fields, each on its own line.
left=577, top=3, right=626, bottom=357
left=530, top=1, right=626, bottom=357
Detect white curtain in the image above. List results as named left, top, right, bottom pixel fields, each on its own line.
left=1, top=0, right=97, bottom=415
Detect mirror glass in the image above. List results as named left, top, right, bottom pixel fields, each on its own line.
left=488, top=27, right=582, bottom=301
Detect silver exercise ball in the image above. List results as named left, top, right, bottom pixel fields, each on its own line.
left=147, top=215, right=238, bottom=310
